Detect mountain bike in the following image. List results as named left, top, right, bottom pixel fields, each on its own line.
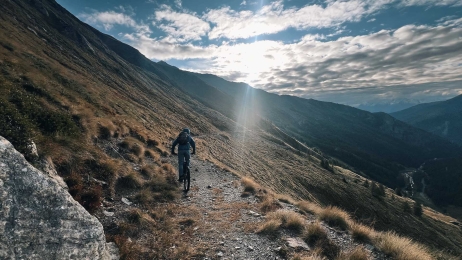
left=182, top=161, right=190, bottom=193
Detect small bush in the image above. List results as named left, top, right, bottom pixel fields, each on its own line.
left=130, top=143, right=144, bottom=157
left=267, top=210, right=306, bottom=234
left=98, top=125, right=113, bottom=139
left=303, top=222, right=328, bottom=245
left=144, top=149, right=159, bottom=161
left=134, top=188, right=154, bottom=206
left=80, top=185, right=103, bottom=213
left=257, top=219, right=281, bottom=237
left=241, top=177, right=260, bottom=194
left=297, top=201, right=323, bottom=216
left=413, top=202, right=423, bottom=217
left=147, top=138, right=159, bottom=147
left=140, top=165, right=156, bottom=178
left=276, top=194, right=295, bottom=204
left=127, top=209, right=143, bottom=224
left=259, top=197, right=282, bottom=213
left=403, top=201, right=412, bottom=213
left=65, top=172, right=84, bottom=198
left=350, top=222, right=374, bottom=243
left=117, top=173, right=143, bottom=189
left=338, top=245, right=370, bottom=260
left=318, top=206, right=350, bottom=230
left=118, top=140, right=130, bottom=149
left=318, top=238, right=340, bottom=259
left=374, top=231, right=432, bottom=260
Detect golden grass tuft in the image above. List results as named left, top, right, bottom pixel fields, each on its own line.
left=374, top=231, right=433, bottom=260
left=276, top=194, right=295, bottom=204
left=349, top=222, right=375, bottom=243
left=117, top=172, right=144, bottom=189
left=259, top=196, right=283, bottom=213
left=318, top=206, right=350, bottom=230
left=297, top=201, right=323, bottom=216
left=144, top=149, right=160, bottom=161
left=130, top=143, right=145, bottom=157
left=241, top=177, right=261, bottom=194
left=337, top=245, right=370, bottom=260
left=264, top=210, right=306, bottom=234
left=303, top=222, right=328, bottom=245
left=256, top=219, right=282, bottom=236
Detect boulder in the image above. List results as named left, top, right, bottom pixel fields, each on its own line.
left=0, top=136, right=118, bottom=259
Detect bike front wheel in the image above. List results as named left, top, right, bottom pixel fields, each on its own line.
left=183, top=167, right=190, bottom=192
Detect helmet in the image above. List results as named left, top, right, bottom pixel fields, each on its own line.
left=182, top=128, right=190, bottom=134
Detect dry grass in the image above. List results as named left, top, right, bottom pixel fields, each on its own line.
left=303, top=222, right=328, bottom=246
left=117, top=172, right=144, bottom=189
left=144, top=149, right=160, bottom=161
left=297, top=201, right=323, bottom=216
left=241, top=177, right=261, bottom=194
left=318, top=206, right=351, bottom=230
left=130, top=143, right=145, bottom=157
left=259, top=196, right=283, bottom=213
left=349, top=222, right=375, bottom=243
left=374, top=231, right=433, bottom=260
left=262, top=210, right=306, bottom=234
left=257, top=219, right=282, bottom=236
left=276, top=194, right=296, bottom=204
left=337, top=245, right=370, bottom=260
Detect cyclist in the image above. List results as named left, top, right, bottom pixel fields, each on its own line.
left=171, top=128, right=196, bottom=182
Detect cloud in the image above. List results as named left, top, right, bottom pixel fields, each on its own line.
left=240, top=0, right=247, bottom=5
left=399, top=0, right=462, bottom=6
left=79, top=11, right=150, bottom=33
left=204, top=0, right=380, bottom=40
left=126, top=22, right=462, bottom=105
left=154, top=6, right=210, bottom=42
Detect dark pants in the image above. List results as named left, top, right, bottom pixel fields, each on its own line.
left=178, top=149, right=190, bottom=177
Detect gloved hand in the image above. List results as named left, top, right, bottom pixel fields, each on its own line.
left=191, top=150, right=196, bottom=155
left=171, top=151, right=177, bottom=155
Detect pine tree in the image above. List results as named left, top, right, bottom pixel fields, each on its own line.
left=413, top=202, right=423, bottom=217
left=403, top=201, right=412, bottom=213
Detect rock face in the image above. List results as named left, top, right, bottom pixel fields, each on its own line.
left=0, top=136, right=118, bottom=260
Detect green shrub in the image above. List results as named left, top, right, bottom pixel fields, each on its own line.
left=0, top=99, right=36, bottom=159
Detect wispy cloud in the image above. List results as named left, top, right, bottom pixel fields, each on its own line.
left=204, top=0, right=377, bottom=40
left=128, top=23, right=462, bottom=93
left=79, top=11, right=150, bottom=33
left=154, top=6, right=210, bottom=42
left=399, top=0, right=462, bottom=7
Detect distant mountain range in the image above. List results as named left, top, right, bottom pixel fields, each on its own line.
left=356, top=99, right=422, bottom=113
left=391, top=95, right=462, bottom=146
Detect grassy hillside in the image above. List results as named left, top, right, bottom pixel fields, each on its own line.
left=194, top=73, right=462, bottom=187
left=1, top=0, right=461, bottom=257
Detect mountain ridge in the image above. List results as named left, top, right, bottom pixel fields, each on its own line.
left=391, top=94, right=462, bottom=145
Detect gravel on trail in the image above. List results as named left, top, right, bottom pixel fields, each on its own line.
left=174, top=157, right=284, bottom=260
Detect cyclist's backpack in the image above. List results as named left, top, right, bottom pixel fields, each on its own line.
left=178, top=131, right=189, bottom=145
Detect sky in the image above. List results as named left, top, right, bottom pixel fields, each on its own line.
left=56, top=0, right=462, bottom=108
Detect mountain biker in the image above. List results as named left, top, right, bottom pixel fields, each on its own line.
left=171, top=128, right=196, bottom=182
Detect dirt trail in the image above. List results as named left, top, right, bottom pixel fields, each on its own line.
left=170, top=156, right=282, bottom=259
left=169, top=157, right=388, bottom=260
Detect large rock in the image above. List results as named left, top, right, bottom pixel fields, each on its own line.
left=0, top=136, right=118, bottom=259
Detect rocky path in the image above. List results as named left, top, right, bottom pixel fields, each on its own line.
left=171, top=157, right=283, bottom=259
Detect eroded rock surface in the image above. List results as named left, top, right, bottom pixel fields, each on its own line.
left=0, top=136, right=118, bottom=260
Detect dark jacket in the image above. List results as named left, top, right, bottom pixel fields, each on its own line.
left=171, top=129, right=196, bottom=153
